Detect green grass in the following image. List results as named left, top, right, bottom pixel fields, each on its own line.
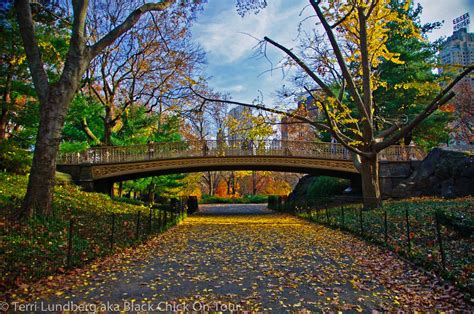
left=0, top=173, right=184, bottom=293
left=200, top=194, right=268, bottom=204
left=297, top=198, right=474, bottom=294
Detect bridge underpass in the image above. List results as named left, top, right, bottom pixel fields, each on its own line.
left=56, top=140, right=425, bottom=197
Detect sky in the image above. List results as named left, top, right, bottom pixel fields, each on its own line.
left=191, top=0, right=473, bottom=108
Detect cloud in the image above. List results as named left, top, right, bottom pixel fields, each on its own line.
left=193, top=0, right=308, bottom=63
left=415, top=0, right=473, bottom=41
left=224, top=84, right=246, bottom=93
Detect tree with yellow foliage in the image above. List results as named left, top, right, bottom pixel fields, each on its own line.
left=195, top=0, right=473, bottom=209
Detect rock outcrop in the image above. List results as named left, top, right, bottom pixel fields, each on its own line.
left=287, top=175, right=315, bottom=204
left=391, top=148, right=474, bottom=198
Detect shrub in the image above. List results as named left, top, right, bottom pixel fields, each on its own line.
left=187, top=196, right=199, bottom=213
left=267, top=195, right=278, bottom=210
left=0, top=141, right=32, bottom=174
left=307, top=176, right=349, bottom=199
left=59, top=141, right=89, bottom=153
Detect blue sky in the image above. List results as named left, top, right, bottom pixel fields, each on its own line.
left=191, top=0, right=473, bottom=108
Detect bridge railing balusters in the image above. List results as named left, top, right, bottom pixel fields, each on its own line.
left=56, top=140, right=427, bottom=165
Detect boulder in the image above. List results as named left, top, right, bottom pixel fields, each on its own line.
left=391, top=148, right=474, bottom=198
left=287, top=175, right=315, bottom=204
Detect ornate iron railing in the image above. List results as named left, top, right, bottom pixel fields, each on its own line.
left=56, top=140, right=426, bottom=165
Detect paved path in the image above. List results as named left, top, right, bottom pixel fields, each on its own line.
left=26, top=204, right=469, bottom=311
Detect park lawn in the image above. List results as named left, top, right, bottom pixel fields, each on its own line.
left=0, top=173, right=181, bottom=294
left=298, top=197, right=474, bottom=295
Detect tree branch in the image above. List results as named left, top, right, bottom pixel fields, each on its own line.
left=330, top=3, right=356, bottom=29
left=14, top=0, right=50, bottom=104
left=81, top=117, right=102, bottom=144
left=357, top=6, right=374, bottom=140
left=304, top=86, right=371, bottom=157
left=189, top=85, right=331, bottom=133
left=309, top=0, right=369, bottom=121
left=375, top=65, right=474, bottom=150
left=263, top=36, right=338, bottom=102
left=88, top=0, right=175, bottom=58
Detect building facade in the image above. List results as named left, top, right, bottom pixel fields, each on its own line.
left=280, top=96, right=320, bottom=142
left=439, top=27, right=474, bottom=145
left=227, top=106, right=253, bottom=142
left=439, top=28, right=474, bottom=89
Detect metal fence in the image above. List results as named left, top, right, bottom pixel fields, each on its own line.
left=268, top=196, right=473, bottom=294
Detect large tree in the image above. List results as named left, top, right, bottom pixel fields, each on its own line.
left=0, top=4, right=69, bottom=143
left=195, top=0, right=473, bottom=209
left=14, top=0, right=201, bottom=218
left=84, top=0, right=205, bottom=146
left=373, top=0, right=452, bottom=150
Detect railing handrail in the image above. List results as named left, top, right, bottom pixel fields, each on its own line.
left=56, top=140, right=426, bottom=165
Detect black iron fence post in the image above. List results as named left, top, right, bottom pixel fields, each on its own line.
left=148, top=207, right=152, bottom=234
left=435, top=212, right=447, bottom=272
left=384, top=209, right=388, bottom=245
left=405, top=208, right=411, bottom=254
left=66, top=218, right=74, bottom=268
left=325, top=207, right=329, bottom=224
left=341, top=206, right=345, bottom=229
left=110, top=213, right=115, bottom=250
left=359, top=207, right=363, bottom=236
left=136, top=211, right=141, bottom=240
left=157, top=210, right=162, bottom=231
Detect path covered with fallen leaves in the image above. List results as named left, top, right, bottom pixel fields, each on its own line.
left=21, top=204, right=471, bottom=311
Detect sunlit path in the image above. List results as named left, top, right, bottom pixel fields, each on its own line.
left=27, top=205, right=469, bottom=311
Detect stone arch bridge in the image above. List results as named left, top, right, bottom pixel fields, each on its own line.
left=56, top=140, right=425, bottom=196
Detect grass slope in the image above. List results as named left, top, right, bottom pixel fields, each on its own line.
left=0, top=173, right=180, bottom=294
left=297, top=198, right=474, bottom=295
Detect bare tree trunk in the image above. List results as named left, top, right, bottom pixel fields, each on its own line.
left=147, top=184, right=155, bottom=204
left=225, top=177, right=231, bottom=195
left=118, top=181, right=123, bottom=197
left=20, top=90, right=70, bottom=218
left=0, top=107, right=9, bottom=141
left=15, top=0, right=175, bottom=219
left=207, top=171, right=214, bottom=196
left=231, top=171, right=236, bottom=195
left=252, top=171, right=257, bottom=195
left=360, top=154, right=382, bottom=209
left=0, top=65, right=13, bottom=140
left=104, top=105, right=114, bottom=146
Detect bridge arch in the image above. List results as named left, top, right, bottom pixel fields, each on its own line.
left=56, top=140, right=424, bottom=195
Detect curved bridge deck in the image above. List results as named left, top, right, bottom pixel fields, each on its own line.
left=56, top=141, right=425, bottom=193
left=57, top=140, right=424, bottom=165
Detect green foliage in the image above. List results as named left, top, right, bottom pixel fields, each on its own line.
left=62, top=95, right=104, bottom=144
left=307, top=176, right=350, bottom=199
left=8, top=100, right=41, bottom=148
left=374, top=1, right=451, bottom=150
left=0, top=140, right=32, bottom=174
left=0, top=173, right=183, bottom=292
left=59, top=141, right=89, bottom=153
left=200, top=194, right=268, bottom=204
left=116, top=113, right=186, bottom=200
left=0, top=8, right=70, bottom=144
left=300, top=197, right=474, bottom=294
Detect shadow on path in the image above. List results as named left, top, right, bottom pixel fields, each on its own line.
left=197, top=203, right=273, bottom=215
